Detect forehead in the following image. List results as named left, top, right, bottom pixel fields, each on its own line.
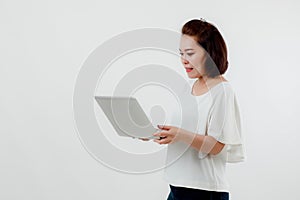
left=179, top=34, right=199, bottom=51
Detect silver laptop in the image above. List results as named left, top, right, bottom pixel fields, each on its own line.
left=94, top=96, right=163, bottom=139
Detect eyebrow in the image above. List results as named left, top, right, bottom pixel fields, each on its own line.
left=179, top=48, right=194, bottom=52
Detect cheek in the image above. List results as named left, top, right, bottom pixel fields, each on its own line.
left=190, top=56, right=205, bottom=68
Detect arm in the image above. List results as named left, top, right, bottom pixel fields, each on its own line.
left=153, top=125, right=225, bottom=156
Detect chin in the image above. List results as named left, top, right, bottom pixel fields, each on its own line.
left=188, top=73, right=200, bottom=79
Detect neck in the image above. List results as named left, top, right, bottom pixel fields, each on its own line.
left=198, top=75, right=223, bottom=86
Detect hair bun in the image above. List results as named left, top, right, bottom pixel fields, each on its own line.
left=199, top=17, right=206, bottom=22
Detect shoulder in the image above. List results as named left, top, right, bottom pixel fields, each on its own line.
left=208, top=82, right=239, bottom=111
left=211, top=81, right=235, bottom=99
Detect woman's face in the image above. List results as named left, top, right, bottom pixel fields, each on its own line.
left=179, top=34, right=207, bottom=78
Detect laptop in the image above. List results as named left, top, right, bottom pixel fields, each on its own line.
left=94, top=96, right=164, bottom=140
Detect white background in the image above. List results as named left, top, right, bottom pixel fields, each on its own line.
left=1, top=0, right=300, bottom=199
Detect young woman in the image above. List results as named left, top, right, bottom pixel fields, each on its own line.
left=151, top=18, right=245, bottom=200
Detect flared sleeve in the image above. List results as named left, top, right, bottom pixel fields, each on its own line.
left=199, top=84, right=245, bottom=163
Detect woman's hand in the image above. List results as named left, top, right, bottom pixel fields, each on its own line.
left=153, top=125, right=183, bottom=144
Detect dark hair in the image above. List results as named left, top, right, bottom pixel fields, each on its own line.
left=181, top=19, right=229, bottom=78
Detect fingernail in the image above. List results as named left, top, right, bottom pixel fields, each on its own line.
left=157, top=125, right=161, bottom=128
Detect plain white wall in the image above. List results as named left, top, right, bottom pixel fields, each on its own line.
left=1, top=0, right=300, bottom=199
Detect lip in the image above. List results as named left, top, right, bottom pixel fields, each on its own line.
left=185, top=68, right=193, bottom=72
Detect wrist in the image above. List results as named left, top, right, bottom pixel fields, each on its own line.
left=177, top=128, right=193, bottom=144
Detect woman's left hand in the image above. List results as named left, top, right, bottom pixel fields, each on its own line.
left=153, top=125, right=183, bottom=144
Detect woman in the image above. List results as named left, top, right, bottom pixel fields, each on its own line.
left=152, top=18, right=245, bottom=200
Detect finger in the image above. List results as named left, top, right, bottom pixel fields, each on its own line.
left=154, top=137, right=171, bottom=144
left=152, top=130, right=162, bottom=136
left=138, top=138, right=150, bottom=141
left=158, top=138, right=171, bottom=144
left=153, top=131, right=169, bottom=137
left=152, top=136, right=166, bottom=143
left=157, top=124, right=171, bottom=130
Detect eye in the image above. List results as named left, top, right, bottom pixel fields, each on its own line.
left=179, top=52, right=194, bottom=57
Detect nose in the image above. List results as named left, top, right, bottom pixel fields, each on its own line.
left=181, top=56, right=189, bottom=65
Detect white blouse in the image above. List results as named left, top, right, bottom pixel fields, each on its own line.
left=163, top=79, right=245, bottom=193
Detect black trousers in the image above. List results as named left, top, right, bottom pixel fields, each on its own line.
left=167, top=184, right=229, bottom=200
